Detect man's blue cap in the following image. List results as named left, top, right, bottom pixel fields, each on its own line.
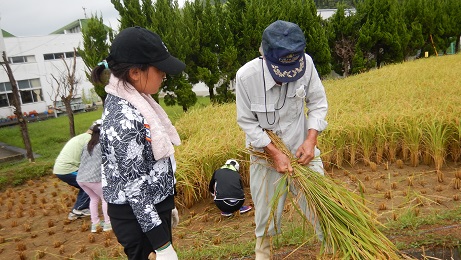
left=262, top=20, right=306, bottom=83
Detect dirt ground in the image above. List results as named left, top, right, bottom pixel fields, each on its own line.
left=0, top=161, right=460, bottom=260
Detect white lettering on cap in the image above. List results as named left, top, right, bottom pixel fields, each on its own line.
left=271, top=56, right=305, bottom=79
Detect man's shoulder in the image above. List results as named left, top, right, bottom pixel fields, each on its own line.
left=304, top=53, right=314, bottom=62
left=237, top=57, right=263, bottom=80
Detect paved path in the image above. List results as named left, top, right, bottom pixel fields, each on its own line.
left=0, top=142, right=28, bottom=162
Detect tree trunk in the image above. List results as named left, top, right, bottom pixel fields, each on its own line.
left=343, top=61, right=349, bottom=77
left=63, top=98, right=76, bottom=137
left=376, top=49, right=382, bottom=69
left=208, top=85, right=215, bottom=101
left=2, top=51, right=35, bottom=162
left=456, top=35, right=460, bottom=54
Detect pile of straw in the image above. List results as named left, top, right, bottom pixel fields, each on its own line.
left=247, top=130, right=404, bottom=259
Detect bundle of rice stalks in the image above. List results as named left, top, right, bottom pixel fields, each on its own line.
left=247, top=130, right=404, bottom=259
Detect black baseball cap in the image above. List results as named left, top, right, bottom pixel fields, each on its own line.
left=108, top=26, right=185, bottom=75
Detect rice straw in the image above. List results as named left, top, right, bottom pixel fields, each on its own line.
left=246, top=129, right=404, bottom=259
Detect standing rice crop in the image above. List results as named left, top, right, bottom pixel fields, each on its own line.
left=423, top=119, right=450, bottom=171
left=401, top=119, right=422, bottom=167
left=247, top=130, right=403, bottom=259
left=449, top=117, right=461, bottom=162
left=174, top=103, right=247, bottom=208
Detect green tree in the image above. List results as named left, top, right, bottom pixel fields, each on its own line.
left=351, top=46, right=367, bottom=74
left=78, top=15, right=113, bottom=103
left=156, top=0, right=197, bottom=111
left=197, top=0, right=222, bottom=101
left=225, top=0, right=260, bottom=66
left=182, top=0, right=223, bottom=101
left=415, top=0, right=446, bottom=56
left=326, top=3, right=356, bottom=76
left=111, top=0, right=152, bottom=28
left=288, top=0, right=331, bottom=77
left=441, top=0, right=461, bottom=54
left=401, top=0, right=425, bottom=58
left=214, top=1, right=238, bottom=103
left=355, top=0, right=408, bottom=69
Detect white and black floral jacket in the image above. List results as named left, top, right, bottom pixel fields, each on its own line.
left=100, top=94, right=175, bottom=232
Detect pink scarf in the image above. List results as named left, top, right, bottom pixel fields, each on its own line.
left=105, top=75, right=181, bottom=160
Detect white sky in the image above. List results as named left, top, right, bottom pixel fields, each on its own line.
left=0, top=0, right=187, bottom=37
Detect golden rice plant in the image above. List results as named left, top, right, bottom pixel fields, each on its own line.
left=346, top=129, right=360, bottom=166
left=386, top=124, right=401, bottom=163
left=247, top=130, right=401, bottom=259
left=322, top=54, right=461, bottom=171
left=359, top=123, right=376, bottom=166
left=401, top=119, right=422, bottom=167
left=317, top=128, right=334, bottom=169
left=174, top=104, right=246, bottom=208
left=332, top=128, right=348, bottom=168
left=423, top=119, right=451, bottom=171
left=449, top=117, right=461, bottom=162
left=319, top=124, right=347, bottom=169
left=374, top=121, right=388, bottom=164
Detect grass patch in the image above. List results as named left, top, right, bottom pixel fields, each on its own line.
left=386, top=205, right=461, bottom=231
left=385, top=205, right=461, bottom=249
left=175, top=215, right=317, bottom=259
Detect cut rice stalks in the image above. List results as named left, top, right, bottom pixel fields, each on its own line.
left=246, top=130, right=405, bottom=259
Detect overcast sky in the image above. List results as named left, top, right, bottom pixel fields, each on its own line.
left=0, top=0, right=186, bottom=37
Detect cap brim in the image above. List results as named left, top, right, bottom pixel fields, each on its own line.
left=152, top=55, right=186, bottom=75
left=265, top=55, right=306, bottom=83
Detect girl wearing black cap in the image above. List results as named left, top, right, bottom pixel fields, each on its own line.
left=91, top=26, right=185, bottom=260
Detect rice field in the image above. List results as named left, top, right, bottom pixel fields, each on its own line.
left=173, top=54, right=461, bottom=209
left=320, top=54, right=461, bottom=171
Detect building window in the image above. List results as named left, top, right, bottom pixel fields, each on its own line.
left=66, top=51, right=79, bottom=58
left=9, top=55, right=34, bottom=64
left=0, top=82, right=13, bottom=107
left=0, top=93, right=8, bottom=107
left=11, top=79, right=44, bottom=105
left=21, top=91, right=34, bottom=104
left=43, top=54, right=54, bottom=60
left=0, top=82, right=12, bottom=92
left=43, top=52, right=79, bottom=60
left=43, top=53, right=64, bottom=60
left=9, top=55, right=36, bottom=64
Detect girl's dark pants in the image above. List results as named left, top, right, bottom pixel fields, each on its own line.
left=108, top=196, right=174, bottom=260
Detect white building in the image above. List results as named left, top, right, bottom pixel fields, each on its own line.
left=0, top=20, right=95, bottom=119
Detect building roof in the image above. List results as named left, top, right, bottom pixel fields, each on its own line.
left=50, top=19, right=89, bottom=34
left=1, top=29, right=15, bottom=38
left=2, top=19, right=112, bottom=38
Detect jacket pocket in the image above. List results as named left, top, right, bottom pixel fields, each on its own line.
left=251, top=103, right=277, bottom=129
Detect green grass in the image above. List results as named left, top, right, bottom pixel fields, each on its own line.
left=0, top=96, right=210, bottom=189
left=175, top=216, right=317, bottom=259
left=0, top=109, right=103, bottom=189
